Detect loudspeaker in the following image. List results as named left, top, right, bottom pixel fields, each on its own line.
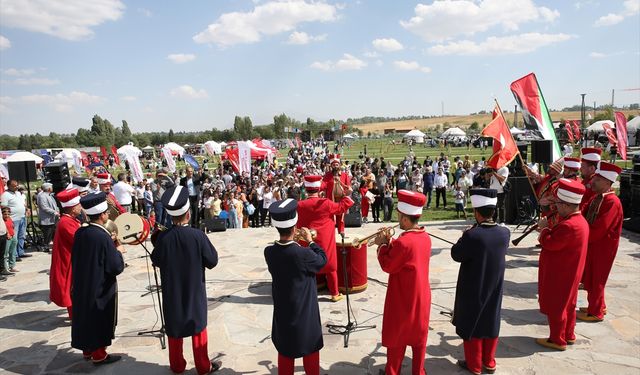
left=509, top=143, right=528, bottom=177
left=44, top=161, right=70, bottom=193
left=301, top=130, right=311, bottom=142
left=202, top=218, right=227, bottom=232
left=531, top=140, right=553, bottom=164
left=505, top=176, right=536, bottom=225
left=344, top=212, right=362, bottom=228
left=8, top=161, right=37, bottom=182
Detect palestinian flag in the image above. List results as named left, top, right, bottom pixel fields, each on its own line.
left=510, top=73, right=561, bottom=161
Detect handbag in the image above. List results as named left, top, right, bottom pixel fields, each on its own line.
left=246, top=203, right=256, bottom=216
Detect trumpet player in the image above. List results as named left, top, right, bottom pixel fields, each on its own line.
left=321, top=154, right=351, bottom=234
left=374, top=190, right=430, bottom=375
left=451, top=188, right=509, bottom=374
left=297, top=175, right=353, bottom=302
left=265, top=199, right=327, bottom=375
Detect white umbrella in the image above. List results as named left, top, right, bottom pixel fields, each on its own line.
left=204, top=141, right=222, bottom=156
left=586, top=120, right=615, bottom=133
left=441, top=127, right=466, bottom=137
left=7, top=151, right=44, bottom=164
left=164, top=142, right=186, bottom=156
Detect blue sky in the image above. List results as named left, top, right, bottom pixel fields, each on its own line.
left=0, top=0, right=638, bottom=136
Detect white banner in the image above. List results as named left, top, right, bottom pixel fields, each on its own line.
left=119, top=148, right=144, bottom=183
left=238, top=141, right=252, bottom=175
left=72, top=154, right=84, bottom=175
left=162, top=147, right=176, bottom=173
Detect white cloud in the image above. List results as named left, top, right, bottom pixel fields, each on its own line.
left=372, top=38, right=404, bottom=52
left=19, top=91, right=104, bottom=112
left=624, top=0, right=640, bottom=14
left=2, top=68, right=35, bottom=76
left=0, top=35, right=10, bottom=50
left=589, top=52, right=606, bottom=58
left=286, top=31, right=327, bottom=45
left=121, top=96, right=137, bottom=101
left=0, top=0, right=125, bottom=41
left=193, top=1, right=338, bottom=47
left=310, top=53, right=367, bottom=71
left=428, top=33, right=574, bottom=56
left=594, top=13, right=625, bottom=26
left=393, top=60, right=431, bottom=73
left=401, top=0, right=559, bottom=42
left=170, top=85, right=208, bottom=99
left=167, top=53, right=196, bottom=64
left=0, top=96, right=16, bottom=114
left=11, top=78, right=60, bottom=85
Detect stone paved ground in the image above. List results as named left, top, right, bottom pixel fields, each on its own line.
left=0, top=220, right=639, bottom=375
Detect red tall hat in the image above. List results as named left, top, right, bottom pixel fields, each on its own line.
left=555, top=178, right=585, bottom=204
left=56, top=188, right=81, bottom=208
left=595, top=161, right=622, bottom=183
left=96, top=173, right=112, bottom=185
left=563, top=157, right=581, bottom=170
left=303, top=175, right=322, bottom=191
left=330, top=154, right=341, bottom=164
left=397, top=189, right=426, bottom=216
left=581, top=147, right=602, bottom=162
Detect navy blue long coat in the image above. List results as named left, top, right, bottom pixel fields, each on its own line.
left=71, top=223, right=124, bottom=351
left=264, top=240, right=327, bottom=358
left=451, top=223, right=509, bottom=340
left=151, top=225, right=218, bottom=338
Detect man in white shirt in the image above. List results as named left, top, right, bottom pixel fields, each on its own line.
left=488, top=166, right=509, bottom=223
left=113, top=173, right=135, bottom=213
left=1, top=179, right=30, bottom=258
left=434, top=168, right=449, bottom=209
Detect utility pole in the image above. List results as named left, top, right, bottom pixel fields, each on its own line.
left=441, top=101, right=444, bottom=117
left=580, top=93, right=586, bottom=131
left=514, top=105, right=518, bottom=128
left=611, top=89, right=615, bottom=108
left=593, top=101, right=597, bottom=119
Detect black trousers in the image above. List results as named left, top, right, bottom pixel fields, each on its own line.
left=383, top=198, right=393, bottom=221
left=494, top=193, right=506, bottom=223
left=435, top=187, right=447, bottom=208
left=40, top=224, right=56, bottom=247
left=372, top=200, right=382, bottom=222
left=189, top=196, right=199, bottom=228
left=0, top=234, right=6, bottom=271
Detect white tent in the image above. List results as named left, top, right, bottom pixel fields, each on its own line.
left=54, top=148, right=82, bottom=167
left=164, top=142, right=186, bottom=156
left=142, top=145, right=155, bottom=151
left=441, top=127, right=466, bottom=137
left=625, top=116, right=640, bottom=146
left=342, top=134, right=355, bottom=139
left=404, top=129, right=426, bottom=143
left=586, top=120, right=615, bottom=133
left=204, top=140, right=222, bottom=156
left=117, top=143, right=142, bottom=158
left=510, top=127, right=525, bottom=135
left=7, top=151, right=44, bottom=164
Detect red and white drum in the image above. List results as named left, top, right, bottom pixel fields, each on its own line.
left=114, top=213, right=151, bottom=245
left=336, top=237, right=368, bottom=293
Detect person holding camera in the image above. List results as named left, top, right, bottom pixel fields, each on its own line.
left=486, top=167, right=509, bottom=223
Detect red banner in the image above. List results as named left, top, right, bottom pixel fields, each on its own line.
left=100, top=146, right=108, bottom=160
left=602, top=123, right=617, bottom=145
left=111, top=145, right=120, bottom=164
left=571, top=120, right=581, bottom=140
left=614, top=112, right=628, bottom=160
left=564, top=120, right=574, bottom=142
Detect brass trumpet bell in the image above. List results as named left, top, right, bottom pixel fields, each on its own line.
left=293, top=228, right=317, bottom=242
left=351, top=224, right=399, bottom=247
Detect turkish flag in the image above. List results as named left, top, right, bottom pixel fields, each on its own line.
left=482, top=104, right=519, bottom=169
left=614, top=112, right=628, bottom=160
left=564, top=120, right=574, bottom=142
left=602, top=123, right=617, bottom=146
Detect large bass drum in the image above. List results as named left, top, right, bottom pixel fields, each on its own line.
left=114, top=213, right=151, bottom=245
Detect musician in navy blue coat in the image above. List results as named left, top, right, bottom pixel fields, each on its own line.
left=71, top=192, right=125, bottom=365
left=264, top=198, right=327, bottom=375
left=451, top=188, right=509, bottom=375
left=151, top=185, right=221, bottom=374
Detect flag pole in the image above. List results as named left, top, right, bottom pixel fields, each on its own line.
left=494, top=99, right=539, bottom=200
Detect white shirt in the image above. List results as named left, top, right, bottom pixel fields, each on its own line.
left=1, top=190, right=26, bottom=220
left=113, top=181, right=135, bottom=205
left=263, top=191, right=274, bottom=209
left=434, top=174, right=448, bottom=188
left=490, top=166, right=509, bottom=193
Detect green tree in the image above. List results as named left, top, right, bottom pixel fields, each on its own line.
left=168, top=129, right=175, bottom=141
left=273, top=113, right=289, bottom=138
left=18, top=135, right=32, bottom=150
left=242, top=116, right=253, bottom=139
left=469, top=121, right=479, bottom=131
left=255, top=125, right=274, bottom=139
left=75, top=128, right=93, bottom=146
left=122, top=120, right=132, bottom=137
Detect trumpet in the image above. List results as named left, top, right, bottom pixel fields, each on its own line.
left=293, top=227, right=317, bottom=243
left=352, top=224, right=399, bottom=247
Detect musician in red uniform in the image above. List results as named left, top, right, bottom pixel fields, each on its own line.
left=297, top=175, right=353, bottom=302
left=321, top=154, right=351, bottom=234
left=49, top=189, right=82, bottom=319
left=374, top=190, right=430, bottom=375
left=97, top=172, right=125, bottom=220
left=562, top=157, right=581, bottom=182
left=578, top=162, right=623, bottom=322
left=536, top=179, right=589, bottom=351
left=579, top=147, right=602, bottom=211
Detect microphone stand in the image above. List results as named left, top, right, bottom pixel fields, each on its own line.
left=128, top=232, right=166, bottom=349
left=326, top=232, right=376, bottom=348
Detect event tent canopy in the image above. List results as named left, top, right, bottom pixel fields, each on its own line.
left=204, top=140, right=222, bottom=156
left=142, top=146, right=155, bottom=151
left=117, top=143, right=142, bottom=157
left=7, top=151, right=44, bottom=164
left=404, top=129, right=426, bottom=138
left=441, top=127, right=466, bottom=137
left=510, top=127, right=525, bottom=135
left=626, top=116, right=640, bottom=132
left=586, top=120, right=615, bottom=133
left=164, top=142, right=186, bottom=156
left=54, top=148, right=82, bottom=167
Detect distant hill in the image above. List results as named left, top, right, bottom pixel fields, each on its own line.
left=353, top=110, right=638, bottom=134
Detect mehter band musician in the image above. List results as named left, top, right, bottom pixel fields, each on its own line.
left=97, top=172, right=126, bottom=221
left=536, top=179, right=588, bottom=351
left=452, top=188, right=509, bottom=374
left=49, top=188, right=82, bottom=320
left=562, top=157, right=582, bottom=182
left=578, top=147, right=602, bottom=211
left=151, top=185, right=221, bottom=374
left=321, top=154, right=351, bottom=234
left=71, top=192, right=125, bottom=365
left=577, top=162, right=623, bottom=322
left=265, top=198, right=327, bottom=375
left=297, top=174, right=353, bottom=302
left=374, top=189, right=430, bottom=375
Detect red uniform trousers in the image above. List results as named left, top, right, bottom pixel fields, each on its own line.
left=168, top=328, right=211, bottom=375
left=385, top=345, right=426, bottom=375
left=361, top=200, right=369, bottom=219
left=67, top=306, right=73, bottom=320
left=463, top=338, right=498, bottom=374
left=586, top=283, right=607, bottom=319
left=277, top=351, right=319, bottom=375
left=547, top=288, right=578, bottom=346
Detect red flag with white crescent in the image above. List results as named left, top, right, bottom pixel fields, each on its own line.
left=602, top=122, right=617, bottom=145
left=481, top=103, right=519, bottom=169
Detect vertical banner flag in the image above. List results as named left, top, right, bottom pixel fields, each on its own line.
left=564, top=120, right=574, bottom=143
left=481, top=102, right=519, bottom=169
left=602, top=122, right=617, bottom=146
left=237, top=141, right=251, bottom=175
left=614, top=112, right=628, bottom=160
left=100, top=146, right=108, bottom=160
left=162, top=147, right=176, bottom=173
left=110, top=145, right=120, bottom=164
left=119, top=147, right=144, bottom=183
left=295, top=136, right=302, bottom=148
left=571, top=120, right=581, bottom=141
left=183, top=154, right=200, bottom=171
left=510, top=73, right=561, bottom=161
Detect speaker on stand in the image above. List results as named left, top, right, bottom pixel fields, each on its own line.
left=531, top=140, right=553, bottom=168
left=44, top=161, right=70, bottom=193
left=505, top=176, right=537, bottom=225
left=7, top=160, right=44, bottom=252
